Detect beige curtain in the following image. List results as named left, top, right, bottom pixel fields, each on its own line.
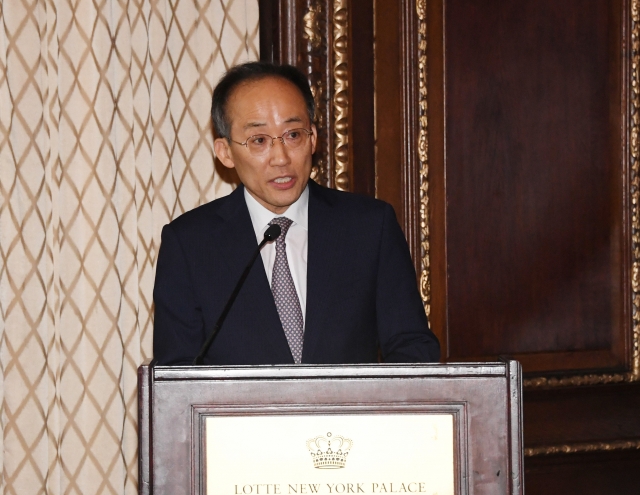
left=0, top=0, right=258, bottom=492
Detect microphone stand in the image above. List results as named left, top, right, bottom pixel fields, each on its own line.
left=192, top=224, right=281, bottom=365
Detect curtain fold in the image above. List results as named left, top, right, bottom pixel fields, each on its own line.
left=0, top=0, right=258, bottom=492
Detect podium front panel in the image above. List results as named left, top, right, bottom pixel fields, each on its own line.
left=138, top=362, right=523, bottom=495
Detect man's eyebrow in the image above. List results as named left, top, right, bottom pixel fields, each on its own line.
left=242, top=117, right=306, bottom=131
left=243, top=122, right=267, bottom=130
left=284, top=117, right=304, bottom=124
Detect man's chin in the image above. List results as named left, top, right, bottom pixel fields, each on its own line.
left=265, top=189, right=305, bottom=213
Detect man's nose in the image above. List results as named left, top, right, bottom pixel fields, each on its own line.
left=269, top=138, right=290, bottom=163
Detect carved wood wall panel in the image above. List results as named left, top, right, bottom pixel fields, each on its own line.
left=261, top=1, right=640, bottom=493
left=261, top=0, right=640, bottom=381
left=427, top=0, right=638, bottom=383
left=419, top=1, right=640, bottom=492
left=259, top=0, right=372, bottom=194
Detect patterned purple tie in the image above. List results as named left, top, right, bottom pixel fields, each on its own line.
left=269, top=217, right=304, bottom=363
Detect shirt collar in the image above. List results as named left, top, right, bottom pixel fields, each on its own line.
left=244, top=184, right=309, bottom=239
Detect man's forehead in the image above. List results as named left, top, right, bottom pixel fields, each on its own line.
left=228, top=76, right=305, bottom=107
left=226, top=76, right=309, bottom=128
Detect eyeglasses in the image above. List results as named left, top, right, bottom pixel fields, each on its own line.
left=230, top=128, right=313, bottom=156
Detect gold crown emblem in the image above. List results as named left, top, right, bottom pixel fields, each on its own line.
left=306, top=432, right=353, bottom=469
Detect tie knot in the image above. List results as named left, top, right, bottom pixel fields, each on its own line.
left=269, top=217, right=293, bottom=239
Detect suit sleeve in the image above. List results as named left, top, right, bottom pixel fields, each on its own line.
left=376, top=204, right=440, bottom=363
left=153, top=224, right=204, bottom=365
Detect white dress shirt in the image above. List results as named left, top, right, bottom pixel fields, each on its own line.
left=244, top=186, right=308, bottom=324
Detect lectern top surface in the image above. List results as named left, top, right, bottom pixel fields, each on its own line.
left=150, top=362, right=512, bottom=381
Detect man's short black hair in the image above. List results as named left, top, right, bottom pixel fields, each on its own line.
left=211, top=62, right=315, bottom=139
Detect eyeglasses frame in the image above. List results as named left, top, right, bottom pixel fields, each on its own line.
left=228, top=128, right=314, bottom=153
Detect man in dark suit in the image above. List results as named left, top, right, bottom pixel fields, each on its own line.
left=153, top=62, right=439, bottom=365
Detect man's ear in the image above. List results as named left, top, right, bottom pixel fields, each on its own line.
left=214, top=138, right=236, bottom=169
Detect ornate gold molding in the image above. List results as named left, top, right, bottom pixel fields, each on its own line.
left=309, top=79, right=325, bottom=183
left=631, top=0, right=640, bottom=383
left=525, top=439, right=640, bottom=457
left=332, top=0, right=349, bottom=191
left=303, top=4, right=323, bottom=49
left=310, top=79, right=325, bottom=129
left=416, top=0, right=430, bottom=316
left=304, top=0, right=328, bottom=186
left=524, top=373, right=630, bottom=388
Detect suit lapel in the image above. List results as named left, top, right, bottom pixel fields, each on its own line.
left=302, top=182, right=346, bottom=362
left=215, top=186, right=261, bottom=274
left=215, top=186, right=294, bottom=363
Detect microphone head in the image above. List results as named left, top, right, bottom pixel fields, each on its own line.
left=264, top=224, right=281, bottom=242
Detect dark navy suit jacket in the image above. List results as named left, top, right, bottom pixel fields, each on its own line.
left=153, top=180, right=440, bottom=365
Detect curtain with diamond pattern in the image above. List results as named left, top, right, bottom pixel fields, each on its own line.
left=0, top=0, right=258, bottom=492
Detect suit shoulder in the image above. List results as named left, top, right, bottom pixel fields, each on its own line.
left=311, top=181, right=391, bottom=217
left=164, top=190, right=235, bottom=234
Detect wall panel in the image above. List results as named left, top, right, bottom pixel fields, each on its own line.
left=433, top=0, right=631, bottom=374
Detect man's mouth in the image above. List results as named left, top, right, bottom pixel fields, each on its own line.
left=272, top=177, right=293, bottom=184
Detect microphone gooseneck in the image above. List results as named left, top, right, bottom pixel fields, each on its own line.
left=192, top=225, right=282, bottom=365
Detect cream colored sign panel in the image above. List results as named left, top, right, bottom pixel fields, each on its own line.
left=205, top=414, right=454, bottom=495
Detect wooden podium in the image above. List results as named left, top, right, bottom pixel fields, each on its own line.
left=138, top=362, right=524, bottom=495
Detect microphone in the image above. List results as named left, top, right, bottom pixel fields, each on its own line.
left=192, top=223, right=281, bottom=365
left=263, top=223, right=281, bottom=242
